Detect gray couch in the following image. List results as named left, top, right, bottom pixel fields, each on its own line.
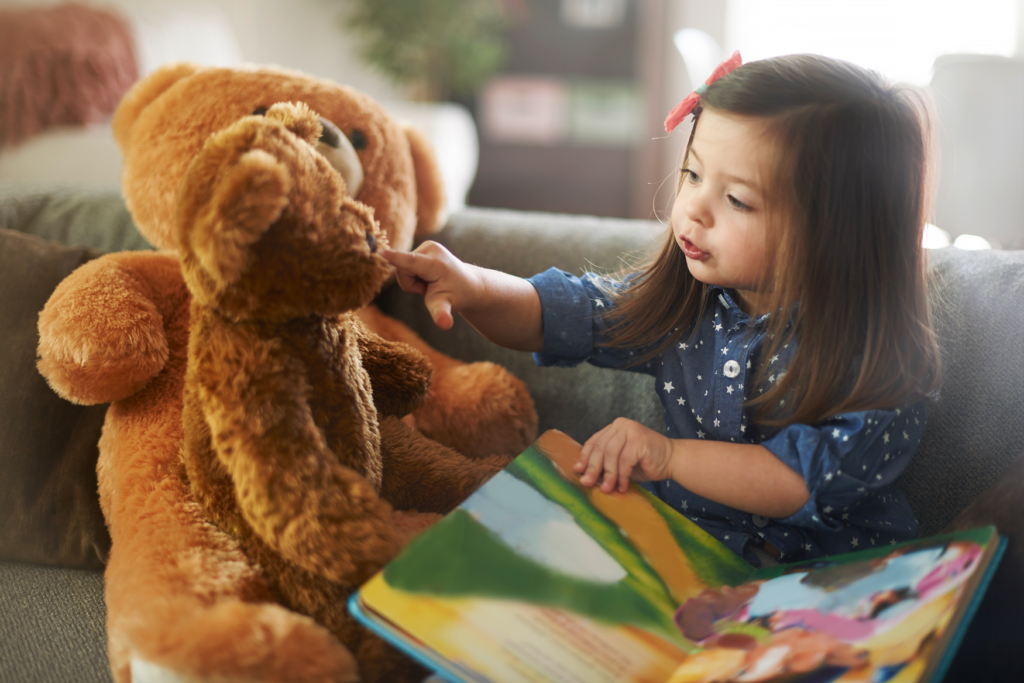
left=1, top=185, right=1021, bottom=682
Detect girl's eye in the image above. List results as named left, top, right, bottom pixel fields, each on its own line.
left=682, top=168, right=701, bottom=184
left=728, top=195, right=751, bottom=211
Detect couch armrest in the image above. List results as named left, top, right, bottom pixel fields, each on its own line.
left=377, top=207, right=666, bottom=445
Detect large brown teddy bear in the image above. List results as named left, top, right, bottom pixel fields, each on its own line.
left=36, top=63, right=537, bottom=683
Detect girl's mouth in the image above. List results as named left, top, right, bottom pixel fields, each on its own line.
left=680, top=236, right=708, bottom=260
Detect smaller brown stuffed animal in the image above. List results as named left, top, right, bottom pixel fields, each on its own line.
left=177, top=101, right=507, bottom=682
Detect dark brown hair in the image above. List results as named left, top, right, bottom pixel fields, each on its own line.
left=601, top=54, right=941, bottom=426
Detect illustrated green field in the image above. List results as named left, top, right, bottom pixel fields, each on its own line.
left=382, top=445, right=752, bottom=647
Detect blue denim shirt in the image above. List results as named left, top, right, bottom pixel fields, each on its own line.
left=528, top=267, right=924, bottom=566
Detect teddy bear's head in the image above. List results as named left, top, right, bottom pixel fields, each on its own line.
left=176, top=101, right=393, bottom=322
left=112, top=63, right=444, bottom=256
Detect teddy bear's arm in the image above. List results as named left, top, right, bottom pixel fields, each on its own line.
left=357, top=304, right=538, bottom=459
left=195, top=323, right=402, bottom=585
left=37, top=251, right=182, bottom=404
left=355, top=330, right=433, bottom=419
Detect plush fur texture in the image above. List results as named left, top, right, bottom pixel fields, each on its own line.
left=36, top=64, right=537, bottom=683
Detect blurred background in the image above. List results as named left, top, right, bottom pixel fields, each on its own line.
left=1, top=0, right=1021, bottom=248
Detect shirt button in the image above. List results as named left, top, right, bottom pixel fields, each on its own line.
left=724, top=360, right=741, bottom=378
left=752, top=514, right=769, bottom=528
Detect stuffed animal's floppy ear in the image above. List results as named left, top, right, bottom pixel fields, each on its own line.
left=112, top=62, right=202, bottom=151
left=404, top=125, right=446, bottom=240
left=180, top=145, right=291, bottom=291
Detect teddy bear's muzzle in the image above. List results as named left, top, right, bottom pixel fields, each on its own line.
left=316, top=117, right=364, bottom=200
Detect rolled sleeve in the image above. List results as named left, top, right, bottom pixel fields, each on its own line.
left=762, top=400, right=928, bottom=530
left=528, top=268, right=596, bottom=367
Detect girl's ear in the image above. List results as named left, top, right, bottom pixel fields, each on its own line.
left=403, top=124, right=446, bottom=239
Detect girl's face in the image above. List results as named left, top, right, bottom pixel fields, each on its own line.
left=671, top=108, right=775, bottom=317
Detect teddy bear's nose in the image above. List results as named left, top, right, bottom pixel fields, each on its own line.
left=366, top=230, right=377, bottom=253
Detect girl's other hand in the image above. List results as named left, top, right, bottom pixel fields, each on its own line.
left=575, top=418, right=676, bottom=493
left=383, top=241, right=480, bottom=330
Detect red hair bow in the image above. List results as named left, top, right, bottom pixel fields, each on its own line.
left=664, top=50, right=743, bottom=133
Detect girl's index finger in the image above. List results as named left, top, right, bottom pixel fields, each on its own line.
left=382, top=248, right=441, bottom=283
left=381, top=248, right=413, bottom=268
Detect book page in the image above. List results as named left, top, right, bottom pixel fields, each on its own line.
left=358, top=430, right=751, bottom=683
left=668, top=526, right=999, bottom=683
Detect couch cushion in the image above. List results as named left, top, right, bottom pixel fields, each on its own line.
left=0, top=183, right=150, bottom=252
left=899, top=247, right=1024, bottom=535
left=0, top=227, right=111, bottom=568
left=0, top=560, right=108, bottom=683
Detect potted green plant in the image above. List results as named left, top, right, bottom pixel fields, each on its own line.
left=341, top=0, right=510, bottom=101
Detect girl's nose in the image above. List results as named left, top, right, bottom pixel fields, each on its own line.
left=684, top=186, right=713, bottom=227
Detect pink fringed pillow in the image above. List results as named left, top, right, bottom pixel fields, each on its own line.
left=0, top=2, right=138, bottom=147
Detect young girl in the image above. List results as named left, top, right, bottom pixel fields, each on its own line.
left=383, top=53, right=941, bottom=566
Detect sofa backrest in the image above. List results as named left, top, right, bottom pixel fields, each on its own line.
left=386, top=208, right=1024, bottom=535
left=2, top=188, right=1020, bottom=538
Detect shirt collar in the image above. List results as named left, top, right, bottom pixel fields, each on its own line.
left=708, top=285, right=773, bottom=326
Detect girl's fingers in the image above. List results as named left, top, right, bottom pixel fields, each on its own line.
left=383, top=248, right=445, bottom=283
left=600, top=433, right=626, bottom=493
left=617, top=460, right=632, bottom=493
left=425, top=294, right=454, bottom=330
left=393, top=267, right=426, bottom=295
left=578, top=440, right=605, bottom=487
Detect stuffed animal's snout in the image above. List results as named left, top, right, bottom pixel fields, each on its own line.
left=253, top=103, right=364, bottom=199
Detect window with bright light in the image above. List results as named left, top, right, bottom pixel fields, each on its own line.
left=725, top=0, right=1019, bottom=84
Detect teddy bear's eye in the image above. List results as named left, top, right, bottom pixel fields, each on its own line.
left=347, top=129, right=368, bottom=151
left=252, top=107, right=268, bottom=116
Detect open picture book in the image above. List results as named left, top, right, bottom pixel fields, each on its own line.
left=349, top=430, right=1005, bottom=683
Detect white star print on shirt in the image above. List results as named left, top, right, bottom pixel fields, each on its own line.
left=832, top=428, right=841, bottom=438
left=696, top=430, right=706, bottom=439
left=664, top=381, right=674, bottom=393
left=677, top=397, right=685, bottom=405
left=726, top=385, right=734, bottom=394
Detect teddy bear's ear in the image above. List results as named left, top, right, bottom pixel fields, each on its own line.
left=181, top=145, right=292, bottom=291
left=112, top=62, right=202, bottom=152
left=403, top=125, right=446, bottom=239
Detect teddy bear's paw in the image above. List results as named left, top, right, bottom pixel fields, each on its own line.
left=412, top=361, right=538, bottom=460
left=119, top=600, right=358, bottom=683
left=36, top=257, right=170, bottom=404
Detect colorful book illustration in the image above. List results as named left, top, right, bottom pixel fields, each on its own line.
left=349, top=430, right=1005, bottom=683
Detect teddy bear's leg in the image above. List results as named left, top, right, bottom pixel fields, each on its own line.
left=378, top=416, right=513, bottom=514
left=98, top=402, right=359, bottom=683
left=358, top=305, right=538, bottom=460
